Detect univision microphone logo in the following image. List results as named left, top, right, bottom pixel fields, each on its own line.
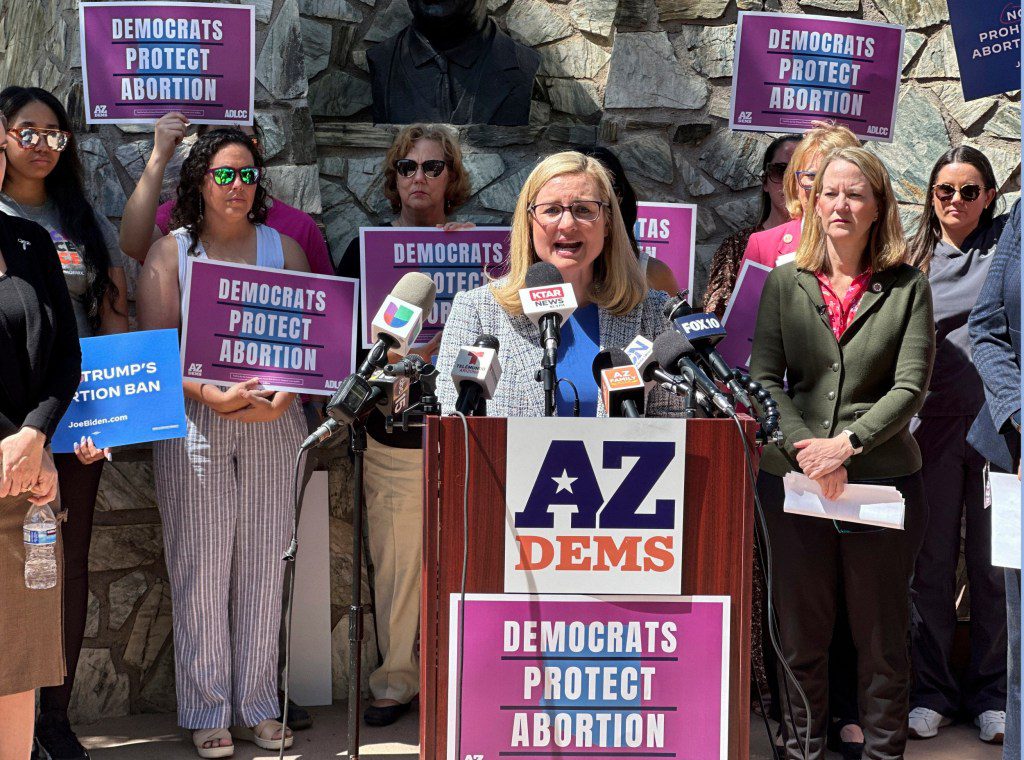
left=383, top=300, right=414, bottom=328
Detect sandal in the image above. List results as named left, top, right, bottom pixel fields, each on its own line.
left=192, top=728, right=234, bottom=759
left=231, top=719, right=293, bottom=751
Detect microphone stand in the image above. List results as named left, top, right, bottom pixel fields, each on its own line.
left=347, top=420, right=367, bottom=760
left=679, top=365, right=699, bottom=419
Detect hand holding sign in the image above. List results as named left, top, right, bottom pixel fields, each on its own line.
left=73, top=436, right=110, bottom=465
left=153, top=112, right=190, bottom=164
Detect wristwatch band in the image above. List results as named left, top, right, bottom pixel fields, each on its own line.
left=842, top=429, right=864, bottom=454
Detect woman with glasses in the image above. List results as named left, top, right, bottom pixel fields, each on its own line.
left=750, top=147, right=935, bottom=759
left=704, top=134, right=800, bottom=317
left=435, top=150, right=683, bottom=418
left=905, top=146, right=1009, bottom=745
left=0, top=85, right=128, bottom=760
left=335, top=122, right=472, bottom=728
left=119, top=113, right=332, bottom=276
left=137, top=129, right=308, bottom=758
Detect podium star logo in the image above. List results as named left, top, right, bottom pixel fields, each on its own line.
left=552, top=469, right=577, bottom=494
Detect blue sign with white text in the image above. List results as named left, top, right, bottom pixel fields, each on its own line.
left=947, top=0, right=1021, bottom=101
left=51, top=330, right=187, bottom=453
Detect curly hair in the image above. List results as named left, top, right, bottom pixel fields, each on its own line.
left=171, top=129, right=269, bottom=256
left=0, top=86, right=120, bottom=332
left=382, top=123, right=470, bottom=214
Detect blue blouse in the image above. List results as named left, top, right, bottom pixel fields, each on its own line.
left=555, top=302, right=601, bottom=417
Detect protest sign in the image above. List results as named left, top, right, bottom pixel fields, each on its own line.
left=51, top=330, right=186, bottom=453
left=79, top=2, right=255, bottom=124
left=447, top=594, right=730, bottom=760
left=731, top=12, right=904, bottom=142
left=181, top=260, right=358, bottom=395
left=947, top=0, right=1021, bottom=101
left=718, top=259, right=772, bottom=373
left=634, top=202, right=697, bottom=295
left=359, top=227, right=510, bottom=348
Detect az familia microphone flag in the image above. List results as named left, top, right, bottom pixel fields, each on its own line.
left=79, top=2, right=255, bottom=124
left=180, top=259, right=358, bottom=395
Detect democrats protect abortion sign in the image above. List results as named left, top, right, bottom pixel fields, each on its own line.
left=51, top=330, right=186, bottom=453
left=505, top=418, right=686, bottom=595
left=948, top=0, right=1021, bottom=101
left=181, top=260, right=358, bottom=395
left=79, top=2, right=255, bottom=124
left=359, top=227, right=510, bottom=349
left=731, top=12, right=904, bottom=142
left=634, top=202, right=696, bottom=296
left=447, top=594, right=729, bottom=760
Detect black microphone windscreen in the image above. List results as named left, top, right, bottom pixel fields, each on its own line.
left=652, top=330, right=695, bottom=370
left=474, top=334, right=499, bottom=350
left=524, top=261, right=564, bottom=288
left=591, top=347, right=632, bottom=385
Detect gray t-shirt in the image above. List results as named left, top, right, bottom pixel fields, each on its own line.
left=0, top=193, right=125, bottom=338
left=919, top=214, right=1007, bottom=417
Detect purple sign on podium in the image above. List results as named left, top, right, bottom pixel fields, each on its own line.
left=719, top=259, right=772, bottom=373
left=731, top=12, right=904, bottom=142
left=79, top=2, right=255, bottom=125
left=180, top=259, right=357, bottom=396
left=634, top=202, right=696, bottom=295
left=447, top=594, right=730, bottom=760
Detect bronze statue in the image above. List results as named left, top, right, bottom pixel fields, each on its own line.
left=367, top=0, right=540, bottom=126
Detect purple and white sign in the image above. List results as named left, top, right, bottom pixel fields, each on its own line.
left=731, top=12, right=905, bottom=142
left=447, top=594, right=730, bottom=760
left=79, top=2, right=255, bottom=125
left=718, top=260, right=772, bottom=373
left=180, top=260, right=357, bottom=395
left=634, top=202, right=696, bottom=296
left=359, top=227, right=510, bottom=349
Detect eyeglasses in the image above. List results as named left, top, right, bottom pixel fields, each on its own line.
left=795, top=170, right=817, bottom=190
left=932, top=183, right=984, bottom=203
left=7, top=127, right=70, bottom=152
left=207, top=166, right=261, bottom=186
left=763, top=162, right=788, bottom=184
left=529, top=200, right=606, bottom=225
left=394, top=158, right=448, bottom=178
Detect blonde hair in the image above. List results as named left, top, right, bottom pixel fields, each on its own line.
left=795, top=146, right=906, bottom=274
left=783, top=122, right=861, bottom=219
left=382, top=123, right=470, bottom=214
left=491, top=151, right=647, bottom=317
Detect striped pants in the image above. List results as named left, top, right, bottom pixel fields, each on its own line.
left=154, top=398, right=305, bottom=729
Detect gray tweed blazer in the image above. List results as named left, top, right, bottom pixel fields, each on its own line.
left=435, top=282, right=685, bottom=417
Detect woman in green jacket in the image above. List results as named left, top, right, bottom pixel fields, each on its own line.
left=750, top=146, right=935, bottom=760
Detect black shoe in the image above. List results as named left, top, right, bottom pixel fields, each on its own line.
left=35, top=712, right=89, bottom=760
left=278, top=692, right=313, bottom=730
left=826, top=719, right=864, bottom=760
left=363, top=700, right=411, bottom=727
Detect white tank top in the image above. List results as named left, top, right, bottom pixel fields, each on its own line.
left=172, top=224, right=285, bottom=305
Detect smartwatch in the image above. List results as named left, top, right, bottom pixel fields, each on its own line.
left=842, top=429, right=864, bottom=454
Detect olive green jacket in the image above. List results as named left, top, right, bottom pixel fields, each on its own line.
left=750, top=262, right=936, bottom=479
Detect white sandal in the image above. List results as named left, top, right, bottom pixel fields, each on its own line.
left=231, top=719, right=294, bottom=751
left=192, top=728, right=234, bottom=759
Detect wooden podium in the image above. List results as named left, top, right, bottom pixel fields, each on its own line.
left=420, top=416, right=759, bottom=760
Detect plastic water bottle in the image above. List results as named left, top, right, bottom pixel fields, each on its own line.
left=23, top=503, right=57, bottom=590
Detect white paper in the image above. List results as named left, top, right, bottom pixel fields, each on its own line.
left=783, top=472, right=905, bottom=530
left=990, top=472, right=1021, bottom=570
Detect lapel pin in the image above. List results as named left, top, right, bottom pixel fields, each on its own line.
left=782, top=233, right=793, bottom=244
left=871, top=282, right=882, bottom=293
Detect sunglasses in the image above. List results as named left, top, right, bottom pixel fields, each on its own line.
left=763, top=162, right=788, bottom=184
left=529, top=200, right=606, bottom=225
left=394, top=158, right=448, bottom=178
left=8, top=126, right=70, bottom=152
left=932, top=183, right=984, bottom=203
left=207, top=166, right=261, bottom=186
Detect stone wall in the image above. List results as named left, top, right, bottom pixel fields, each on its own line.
left=0, top=0, right=1019, bottom=723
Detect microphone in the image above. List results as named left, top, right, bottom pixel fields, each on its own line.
left=652, top=331, right=736, bottom=417
left=667, top=300, right=754, bottom=409
left=592, top=348, right=645, bottom=418
left=360, top=271, right=438, bottom=375
left=452, top=334, right=502, bottom=416
left=518, top=262, right=577, bottom=368
left=300, top=417, right=343, bottom=451
left=623, top=334, right=657, bottom=390
left=384, top=354, right=428, bottom=378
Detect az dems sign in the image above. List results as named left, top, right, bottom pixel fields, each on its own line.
left=505, top=419, right=686, bottom=595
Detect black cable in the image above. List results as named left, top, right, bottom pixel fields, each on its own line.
left=450, top=411, right=471, bottom=760
left=555, top=377, right=581, bottom=417
left=278, top=447, right=305, bottom=760
left=731, top=414, right=812, bottom=760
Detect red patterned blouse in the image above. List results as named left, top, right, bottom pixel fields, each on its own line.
left=815, top=269, right=873, bottom=340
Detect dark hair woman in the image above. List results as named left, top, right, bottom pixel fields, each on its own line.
left=0, top=113, right=81, bottom=760
left=138, top=129, right=309, bottom=758
left=577, top=145, right=680, bottom=295
left=0, top=85, right=128, bottom=760
left=905, top=146, right=1009, bottom=744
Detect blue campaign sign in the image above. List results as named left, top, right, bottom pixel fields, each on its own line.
left=947, top=0, right=1021, bottom=101
left=51, top=329, right=187, bottom=453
